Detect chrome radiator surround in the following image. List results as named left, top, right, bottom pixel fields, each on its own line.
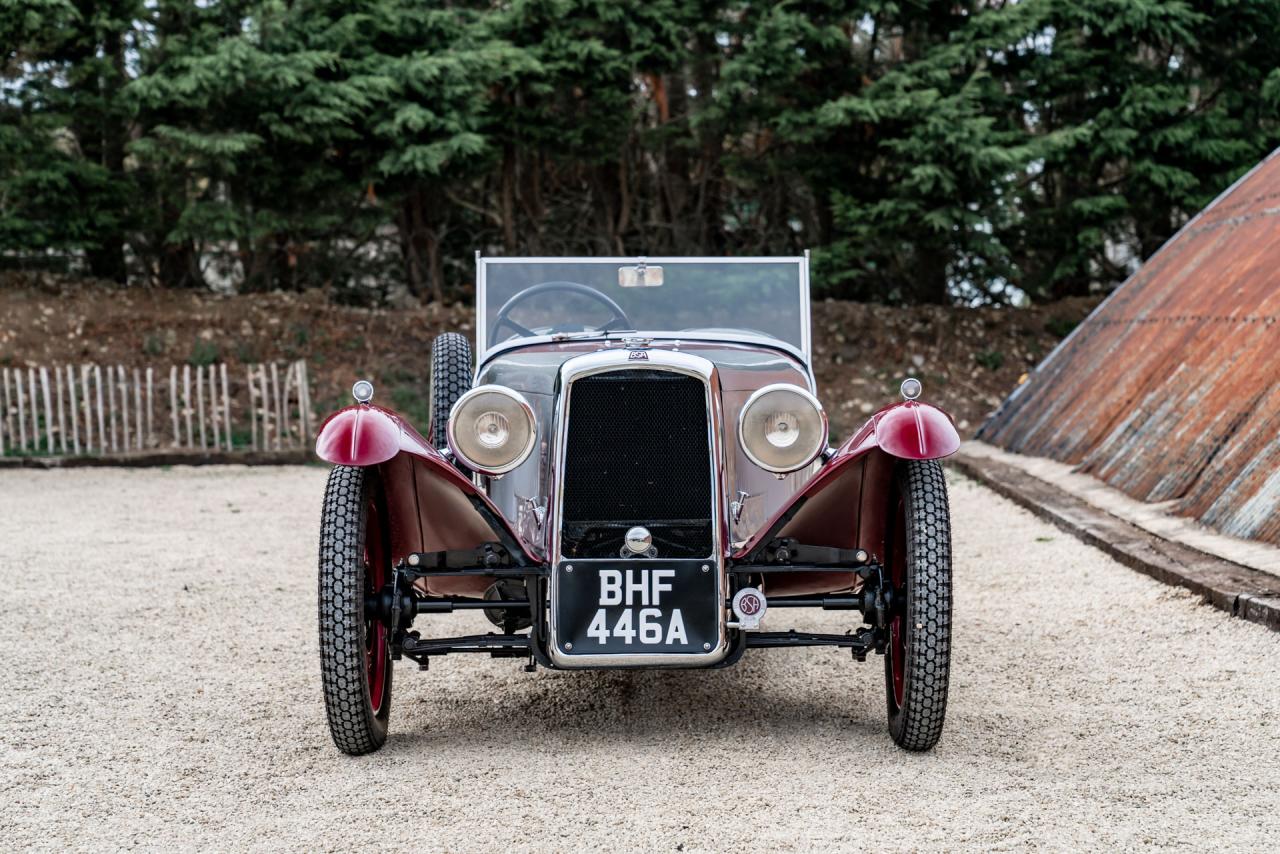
left=547, top=349, right=728, bottom=667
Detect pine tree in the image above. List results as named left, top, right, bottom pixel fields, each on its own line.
left=1004, top=0, right=1280, bottom=299
left=5, top=0, right=1280, bottom=302
left=2, top=0, right=142, bottom=281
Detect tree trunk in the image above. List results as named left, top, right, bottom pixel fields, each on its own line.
left=593, top=163, right=620, bottom=254
left=399, top=186, right=445, bottom=304
left=661, top=69, right=692, bottom=253
left=615, top=152, right=631, bottom=253
left=83, top=24, right=129, bottom=283
left=910, top=248, right=950, bottom=305
left=691, top=35, right=723, bottom=253
left=398, top=200, right=425, bottom=299
left=501, top=142, right=517, bottom=252
left=425, top=230, right=444, bottom=305
left=519, top=149, right=544, bottom=253
left=158, top=240, right=204, bottom=289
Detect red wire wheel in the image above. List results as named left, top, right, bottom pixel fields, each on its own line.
left=887, top=493, right=908, bottom=710
left=363, top=494, right=390, bottom=715
left=882, top=459, right=952, bottom=752
left=319, top=465, right=394, bottom=755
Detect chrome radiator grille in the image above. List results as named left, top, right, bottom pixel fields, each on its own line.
left=560, top=370, right=713, bottom=559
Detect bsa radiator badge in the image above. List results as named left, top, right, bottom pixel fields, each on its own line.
left=731, top=587, right=767, bottom=630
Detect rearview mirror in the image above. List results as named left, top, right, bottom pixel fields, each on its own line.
left=618, top=263, right=663, bottom=287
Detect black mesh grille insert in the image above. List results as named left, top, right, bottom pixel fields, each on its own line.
left=561, top=370, right=713, bottom=559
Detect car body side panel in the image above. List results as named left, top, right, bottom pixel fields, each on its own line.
left=748, top=446, right=892, bottom=597
left=315, top=404, right=537, bottom=596
left=409, top=458, right=500, bottom=597
left=767, top=454, right=874, bottom=596
left=736, top=402, right=954, bottom=596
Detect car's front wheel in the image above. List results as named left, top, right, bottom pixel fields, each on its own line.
left=319, top=465, right=392, bottom=755
left=883, top=459, right=952, bottom=751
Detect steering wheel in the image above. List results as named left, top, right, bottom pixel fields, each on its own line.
left=491, top=281, right=633, bottom=342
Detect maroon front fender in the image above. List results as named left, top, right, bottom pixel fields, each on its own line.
left=316, top=404, right=540, bottom=596
left=315, top=405, right=407, bottom=466
left=870, top=401, right=960, bottom=461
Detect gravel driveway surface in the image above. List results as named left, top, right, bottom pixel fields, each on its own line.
left=2, top=466, right=1277, bottom=852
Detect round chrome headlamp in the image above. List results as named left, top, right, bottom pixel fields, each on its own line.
left=738, top=384, right=828, bottom=474
left=446, top=385, right=537, bottom=475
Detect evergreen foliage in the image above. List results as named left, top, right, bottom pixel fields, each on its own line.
left=3, top=0, right=1278, bottom=303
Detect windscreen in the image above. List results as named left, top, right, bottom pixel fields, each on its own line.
left=480, top=259, right=805, bottom=353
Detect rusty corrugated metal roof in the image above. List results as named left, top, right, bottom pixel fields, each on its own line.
left=979, top=148, right=1280, bottom=546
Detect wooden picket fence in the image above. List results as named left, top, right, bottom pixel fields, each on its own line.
left=0, top=360, right=312, bottom=457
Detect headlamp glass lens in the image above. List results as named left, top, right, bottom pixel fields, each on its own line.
left=475, top=411, right=510, bottom=449
left=764, top=411, right=800, bottom=448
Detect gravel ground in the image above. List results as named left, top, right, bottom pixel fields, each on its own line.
left=2, top=466, right=1277, bottom=852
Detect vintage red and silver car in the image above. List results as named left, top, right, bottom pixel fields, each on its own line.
left=315, top=256, right=958, bottom=754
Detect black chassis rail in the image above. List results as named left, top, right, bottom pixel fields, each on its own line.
left=370, top=536, right=894, bottom=669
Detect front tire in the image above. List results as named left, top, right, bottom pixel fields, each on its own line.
left=429, top=332, right=472, bottom=450
left=319, top=465, right=392, bottom=755
left=884, top=459, right=952, bottom=751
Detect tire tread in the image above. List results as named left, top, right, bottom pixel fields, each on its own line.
left=318, top=465, right=389, bottom=755
left=888, top=459, right=952, bottom=751
left=429, top=333, right=473, bottom=450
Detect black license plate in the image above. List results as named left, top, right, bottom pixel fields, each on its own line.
left=555, top=560, right=719, bottom=656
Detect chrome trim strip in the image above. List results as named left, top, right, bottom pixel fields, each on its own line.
left=475, top=250, right=488, bottom=364
left=801, top=249, right=813, bottom=375
left=547, top=349, right=729, bottom=667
